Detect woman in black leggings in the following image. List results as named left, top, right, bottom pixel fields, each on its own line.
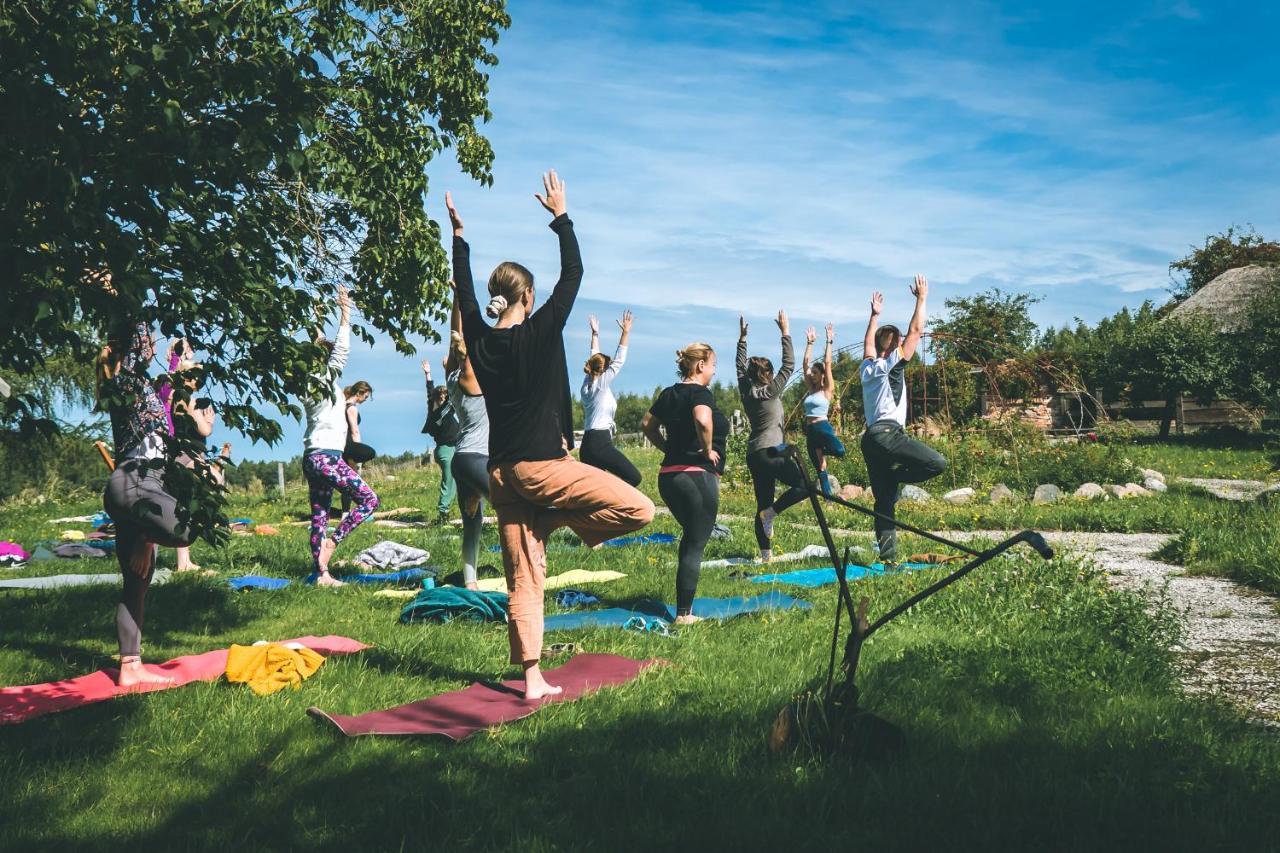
left=737, top=310, right=805, bottom=562
left=97, top=320, right=194, bottom=687
left=641, top=342, right=728, bottom=624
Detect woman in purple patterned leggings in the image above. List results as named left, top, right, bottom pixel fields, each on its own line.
left=301, top=286, right=379, bottom=585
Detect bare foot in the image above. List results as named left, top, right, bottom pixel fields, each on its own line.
left=759, top=549, right=773, bottom=564
left=524, top=681, right=564, bottom=701
left=522, top=665, right=564, bottom=701
left=174, top=562, right=202, bottom=573
left=465, top=581, right=480, bottom=591
left=314, top=571, right=345, bottom=587
left=674, top=614, right=704, bottom=625
left=758, top=508, right=777, bottom=539
left=316, top=537, right=337, bottom=572
left=129, top=540, right=156, bottom=575
left=117, top=658, right=176, bottom=689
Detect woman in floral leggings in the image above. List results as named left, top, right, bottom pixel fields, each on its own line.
left=302, top=286, right=379, bottom=585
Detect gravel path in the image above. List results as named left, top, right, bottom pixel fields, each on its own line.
left=954, top=530, right=1280, bottom=726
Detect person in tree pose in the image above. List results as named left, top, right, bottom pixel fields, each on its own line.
left=302, top=285, right=380, bottom=585
left=447, top=172, right=654, bottom=699
left=168, top=347, right=230, bottom=571
left=340, top=380, right=375, bottom=515
left=802, top=323, right=845, bottom=497
left=738, top=310, right=805, bottom=562
left=859, top=276, right=947, bottom=563
left=641, top=343, right=728, bottom=624
left=422, top=360, right=461, bottom=526
left=444, top=291, right=491, bottom=590
left=580, top=310, right=642, bottom=487
left=98, top=317, right=194, bottom=687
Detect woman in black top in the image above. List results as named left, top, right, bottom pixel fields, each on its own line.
left=641, top=342, right=728, bottom=623
left=447, top=172, right=655, bottom=700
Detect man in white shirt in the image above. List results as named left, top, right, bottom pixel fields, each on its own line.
left=859, top=276, right=947, bottom=564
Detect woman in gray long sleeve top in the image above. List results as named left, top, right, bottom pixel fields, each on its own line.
left=737, top=310, right=808, bottom=561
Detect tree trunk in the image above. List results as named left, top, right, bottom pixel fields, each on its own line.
left=1159, top=395, right=1177, bottom=438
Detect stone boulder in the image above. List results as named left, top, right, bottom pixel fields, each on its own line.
left=1125, top=482, right=1152, bottom=497
left=1032, top=484, right=1061, bottom=505
left=943, top=487, right=975, bottom=505
left=900, top=484, right=933, bottom=503
left=1074, top=483, right=1106, bottom=500
left=1143, top=477, right=1168, bottom=493
left=838, top=484, right=865, bottom=502
left=989, top=483, right=1015, bottom=504
left=1141, top=468, right=1166, bottom=484
left=1105, top=484, right=1134, bottom=499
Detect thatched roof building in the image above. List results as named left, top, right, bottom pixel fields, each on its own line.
left=1166, top=264, right=1280, bottom=333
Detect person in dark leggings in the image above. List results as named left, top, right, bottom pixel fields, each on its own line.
left=579, top=310, right=642, bottom=487
left=737, top=310, right=805, bottom=562
left=422, top=360, right=460, bottom=524
left=642, top=343, right=727, bottom=624
left=802, top=323, right=846, bottom=497
left=859, top=277, right=947, bottom=563
left=97, top=318, right=194, bottom=688
left=446, top=294, right=491, bottom=589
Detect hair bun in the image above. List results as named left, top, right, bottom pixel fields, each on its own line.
left=485, top=294, right=508, bottom=318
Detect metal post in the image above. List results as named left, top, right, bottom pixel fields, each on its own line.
left=277, top=462, right=286, bottom=496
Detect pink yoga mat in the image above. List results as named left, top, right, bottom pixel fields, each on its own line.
left=309, top=653, right=662, bottom=740
left=0, top=635, right=370, bottom=725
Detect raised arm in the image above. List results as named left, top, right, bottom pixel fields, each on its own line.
left=588, top=314, right=600, bottom=355
left=602, top=310, right=632, bottom=383
left=736, top=315, right=749, bottom=380
left=802, top=326, right=816, bottom=376
left=329, top=286, right=351, bottom=373
left=533, top=170, right=582, bottom=330
left=444, top=286, right=462, bottom=374
left=765, top=310, right=794, bottom=396
left=823, top=323, right=836, bottom=397
left=423, top=360, right=437, bottom=415
left=445, top=192, right=487, bottom=345
left=864, top=291, right=883, bottom=359
left=901, top=275, right=928, bottom=362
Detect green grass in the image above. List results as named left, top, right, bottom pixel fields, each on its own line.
left=1, top=448, right=1278, bottom=850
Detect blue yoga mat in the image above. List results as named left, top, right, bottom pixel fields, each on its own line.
left=304, top=567, right=433, bottom=586
left=228, top=575, right=291, bottom=591
left=751, top=563, right=933, bottom=588
left=488, top=532, right=677, bottom=553
left=603, top=532, right=676, bottom=548
left=544, top=592, right=810, bottom=630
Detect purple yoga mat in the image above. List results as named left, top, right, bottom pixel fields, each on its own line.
left=308, top=653, right=662, bottom=740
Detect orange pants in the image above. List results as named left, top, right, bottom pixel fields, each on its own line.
left=489, top=455, right=655, bottom=664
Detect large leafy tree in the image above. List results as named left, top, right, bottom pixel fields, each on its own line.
left=930, top=288, right=1041, bottom=363
left=0, top=0, right=509, bottom=445
left=1169, top=225, right=1280, bottom=300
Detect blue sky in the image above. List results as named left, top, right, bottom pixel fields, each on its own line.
left=234, top=0, right=1280, bottom=460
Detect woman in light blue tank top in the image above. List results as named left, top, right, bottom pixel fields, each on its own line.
left=802, top=323, right=846, bottom=496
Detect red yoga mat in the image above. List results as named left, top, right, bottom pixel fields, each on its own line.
left=0, top=635, right=370, bottom=725
left=309, top=653, right=662, bottom=740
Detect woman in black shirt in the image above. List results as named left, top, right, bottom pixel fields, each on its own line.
left=641, top=342, right=728, bottom=623
left=448, top=173, right=655, bottom=700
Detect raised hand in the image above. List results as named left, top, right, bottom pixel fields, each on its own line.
left=775, top=309, right=789, bottom=335
left=826, top=323, right=835, bottom=343
left=870, top=291, right=884, bottom=316
left=534, top=169, right=567, bottom=217
left=617, top=309, right=633, bottom=333
left=910, top=275, right=928, bottom=299
left=421, top=359, right=431, bottom=377
left=337, top=284, right=351, bottom=322
left=739, top=315, right=749, bottom=338
left=444, top=191, right=464, bottom=236
left=588, top=314, right=600, bottom=334
left=805, top=327, right=817, bottom=345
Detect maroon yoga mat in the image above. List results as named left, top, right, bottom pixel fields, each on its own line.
left=308, top=653, right=662, bottom=740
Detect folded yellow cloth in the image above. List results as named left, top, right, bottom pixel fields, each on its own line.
left=475, top=568, right=627, bottom=593
left=225, top=642, right=325, bottom=696
left=61, top=530, right=86, bottom=541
